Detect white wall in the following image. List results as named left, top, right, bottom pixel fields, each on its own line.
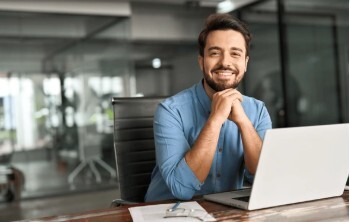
left=170, top=50, right=202, bottom=94
left=0, top=1, right=130, bottom=16
left=131, top=3, right=214, bottom=41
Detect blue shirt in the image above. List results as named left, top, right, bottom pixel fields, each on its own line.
left=145, top=80, right=272, bottom=202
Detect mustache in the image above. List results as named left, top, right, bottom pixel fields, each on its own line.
left=211, top=65, right=239, bottom=74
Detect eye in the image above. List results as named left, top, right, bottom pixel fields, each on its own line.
left=210, top=51, right=220, bottom=56
left=232, top=52, right=241, bottom=57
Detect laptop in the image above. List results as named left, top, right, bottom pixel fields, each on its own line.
left=204, top=124, right=349, bottom=210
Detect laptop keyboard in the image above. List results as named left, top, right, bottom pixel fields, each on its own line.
left=233, top=196, right=250, bottom=202
left=230, top=189, right=251, bottom=196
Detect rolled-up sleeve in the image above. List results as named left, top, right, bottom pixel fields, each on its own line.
left=256, top=104, right=272, bottom=140
left=245, top=103, right=272, bottom=183
left=154, top=103, right=203, bottom=200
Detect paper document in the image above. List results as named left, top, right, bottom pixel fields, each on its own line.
left=128, top=201, right=216, bottom=222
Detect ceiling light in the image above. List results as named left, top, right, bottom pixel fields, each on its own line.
left=217, top=0, right=257, bottom=13
left=152, top=58, right=161, bottom=69
left=217, top=0, right=235, bottom=13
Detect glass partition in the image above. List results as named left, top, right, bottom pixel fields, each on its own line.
left=0, top=11, right=131, bottom=199
left=239, top=0, right=348, bottom=127
left=238, top=0, right=284, bottom=127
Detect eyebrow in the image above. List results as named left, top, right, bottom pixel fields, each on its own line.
left=208, top=46, right=221, bottom=51
left=207, top=46, right=243, bottom=53
left=231, top=47, right=243, bottom=53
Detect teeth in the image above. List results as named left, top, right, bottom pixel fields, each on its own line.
left=215, top=71, right=232, bottom=76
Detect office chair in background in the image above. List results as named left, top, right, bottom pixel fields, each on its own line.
left=111, top=97, right=164, bottom=206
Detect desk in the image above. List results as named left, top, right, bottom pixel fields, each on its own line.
left=26, top=191, right=348, bottom=222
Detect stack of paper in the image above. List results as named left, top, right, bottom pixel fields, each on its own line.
left=129, top=201, right=216, bottom=222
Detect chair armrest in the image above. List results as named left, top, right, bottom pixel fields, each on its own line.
left=110, top=198, right=139, bottom=207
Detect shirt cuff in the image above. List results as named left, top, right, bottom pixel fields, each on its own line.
left=244, top=167, right=254, bottom=184
left=176, top=158, right=203, bottom=191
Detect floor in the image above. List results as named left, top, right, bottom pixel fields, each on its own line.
left=0, top=188, right=119, bottom=221
left=0, top=148, right=120, bottom=221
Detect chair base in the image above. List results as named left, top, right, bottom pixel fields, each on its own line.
left=68, top=156, right=116, bottom=184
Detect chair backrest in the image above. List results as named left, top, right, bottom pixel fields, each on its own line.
left=111, top=97, right=165, bottom=203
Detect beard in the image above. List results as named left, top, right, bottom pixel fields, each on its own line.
left=203, top=64, right=243, bottom=92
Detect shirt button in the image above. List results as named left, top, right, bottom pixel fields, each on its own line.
left=217, top=173, right=221, bottom=178
left=219, top=148, right=223, bottom=153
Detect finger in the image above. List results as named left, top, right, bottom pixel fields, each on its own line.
left=224, top=91, right=242, bottom=102
left=212, top=89, right=235, bottom=102
left=218, top=89, right=237, bottom=98
left=223, top=89, right=243, bottom=99
left=230, top=90, right=243, bottom=102
left=235, top=93, right=243, bottom=102
left=232, top=98, right=241, bottom=105
left=214, top=88, right=234, bottom=96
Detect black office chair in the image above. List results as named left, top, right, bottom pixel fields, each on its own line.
left=110, top=97, right=165, bottom=206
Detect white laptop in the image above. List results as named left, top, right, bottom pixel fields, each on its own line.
left=204, top=124, right=349, bottom=210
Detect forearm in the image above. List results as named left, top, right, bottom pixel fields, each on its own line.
left=237, top=118, right=262, bottom=175
left=185, top=117, right=222, bottom=182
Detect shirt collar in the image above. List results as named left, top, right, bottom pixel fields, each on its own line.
left=195, top=79, right=211, bottom=114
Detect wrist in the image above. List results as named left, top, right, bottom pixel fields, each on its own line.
left=207, top=115, right=225, bottom=128
left=235, top=116, right=251, bottom=129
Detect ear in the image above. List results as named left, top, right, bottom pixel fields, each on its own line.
left=198, top=55, right=204, bottom=71
left=245, top=56, right=249, bottom=72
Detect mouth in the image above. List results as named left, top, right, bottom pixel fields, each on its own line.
left=214, top=70, right=234, bottom=76
left=213, top=70, right=236, bottom=79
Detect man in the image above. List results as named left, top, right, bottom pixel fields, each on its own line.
left=145, top=13, right=272, bottom=201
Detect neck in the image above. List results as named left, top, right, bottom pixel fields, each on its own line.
left=202, top=79, right=216, bottom=100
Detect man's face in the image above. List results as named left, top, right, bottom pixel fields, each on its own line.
left=198, top=30, right=249, bottom=92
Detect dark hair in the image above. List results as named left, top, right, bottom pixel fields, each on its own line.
left=198, top=13, right=251, bottom=57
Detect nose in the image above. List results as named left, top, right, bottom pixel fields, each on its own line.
left=220, top=52, right=231, bottom=68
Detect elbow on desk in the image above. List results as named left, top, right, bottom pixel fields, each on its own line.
left=169, top=185, right=196, bottom=200
left=172, top=191, right=194, bottom=200
left=164, top=161, right=200, bottom=200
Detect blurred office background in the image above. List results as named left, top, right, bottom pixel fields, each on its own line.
left=0, top=0, right=348, bottom=221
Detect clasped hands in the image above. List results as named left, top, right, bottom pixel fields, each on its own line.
left=210, top=88, right=247, bottom=126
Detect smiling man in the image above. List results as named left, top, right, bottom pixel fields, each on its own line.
left=145, top=14, right=272, bottom=201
